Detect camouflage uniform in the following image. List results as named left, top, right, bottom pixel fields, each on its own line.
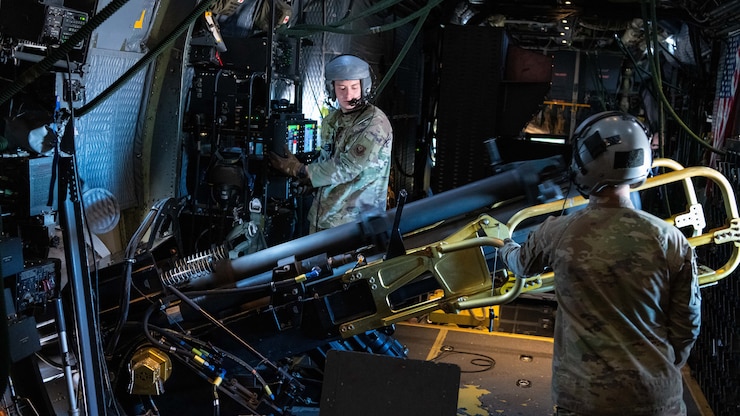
left=500, top=193, right=701, bottom=416
left=305, top=104, right=392, bottom=233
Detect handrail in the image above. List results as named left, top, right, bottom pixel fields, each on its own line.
left=505, top=161, right=739, bottom=291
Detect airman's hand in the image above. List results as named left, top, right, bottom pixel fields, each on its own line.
left=268, top=144, right=304, bottom=178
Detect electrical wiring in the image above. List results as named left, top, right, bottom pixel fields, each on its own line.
left=138, top=293, right=300, bottom=413
left=105, top=198, right=173, bottom=356
left=430, top=345, right=497, bottom=374
left=643, top=0, right=725, bottom=156
left=280, top=0, right=407, bottom=36
left=279, top=0, right=444, bottom=39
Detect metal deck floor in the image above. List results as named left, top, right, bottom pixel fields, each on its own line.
left=392, top=322, right=712, bottom=416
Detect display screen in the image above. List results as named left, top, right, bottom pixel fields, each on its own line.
left=303, top=123, right=317, bottom=153
left=284, top=121, right=317, bottom=155
left=287, top=123, right=301, bottom=154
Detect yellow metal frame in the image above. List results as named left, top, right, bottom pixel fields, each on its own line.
left=505, top=159, right=740, bottom=291
left=336, top=215, right=511, bottom=336
left=335, top=159, right=740, bottom=337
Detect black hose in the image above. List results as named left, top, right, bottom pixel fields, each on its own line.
left=76, top=0, right=218, bottom=116
left=105, top=198, right=172, bottom=356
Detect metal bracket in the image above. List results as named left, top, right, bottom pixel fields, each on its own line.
left=674, top=203, right=706, bottom=234
left=714, top=218, right=740, bottom=245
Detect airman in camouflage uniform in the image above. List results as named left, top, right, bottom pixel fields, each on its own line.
left=306, top=103, right=392, bottom=232
left=499, top=112, right=701, bottom=416
left=268, top=55, right=393, bottom=233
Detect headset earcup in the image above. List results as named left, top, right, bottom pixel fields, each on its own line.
left=570, top=111, right=623, bottom=196
left=326, top=80, right=335, bottom=100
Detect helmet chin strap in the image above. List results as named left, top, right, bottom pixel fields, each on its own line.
left=573, top=179, right=592, bottom=199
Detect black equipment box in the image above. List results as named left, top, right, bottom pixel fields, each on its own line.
left=8, top=315, right=41, bottom=363
left=320, top=350, right=461, bottom=416
left=0, top=1, right=93, bottom=63
left=498, top=297, right=557, bottom=337
left=0, top=237, right=24, bottom=278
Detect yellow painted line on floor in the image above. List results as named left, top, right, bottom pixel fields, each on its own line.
left=682, top=366, right=714, bottom=416
left=400, top=321, right=554, bottom=343
left=421, top=327, right=492, bottom=415
left=426, top=327, right=449, bottom=361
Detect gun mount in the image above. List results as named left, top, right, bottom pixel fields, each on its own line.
left=70, top=158, right=740, bottom=414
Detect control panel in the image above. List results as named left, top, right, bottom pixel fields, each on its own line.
left=0, top=0, right=93, bottom=63
left=14, top=258, right=61, bottom=313
left=42, top=5, right=89, bottom=49
left=267, top=113, right=318, bottom=161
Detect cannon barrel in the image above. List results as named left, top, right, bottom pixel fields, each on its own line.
left=221, top=157, right=565, bottom=282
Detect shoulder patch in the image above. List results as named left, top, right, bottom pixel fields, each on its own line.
left=352, top=144, right=366, bottom=157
